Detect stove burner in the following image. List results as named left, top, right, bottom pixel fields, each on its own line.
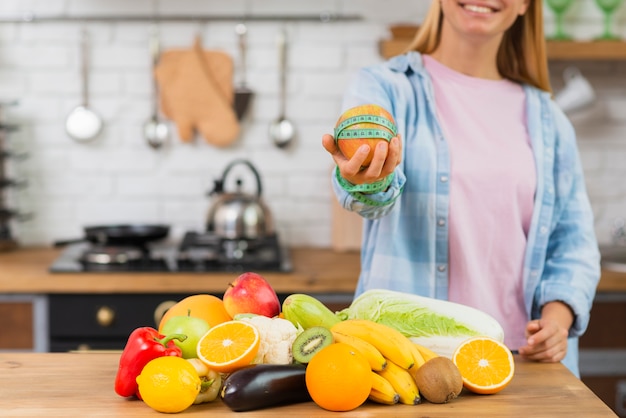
left=81, top=246, right=144, bottom=265
left=49, top=231, right=291, bottom=273
left=176, top=232, right=286, bottom=273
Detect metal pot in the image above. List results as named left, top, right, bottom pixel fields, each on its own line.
left=206, top=159, right=274, bottom=240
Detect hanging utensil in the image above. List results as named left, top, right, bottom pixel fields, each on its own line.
left=142, top=26, right=170, bottom=149
left=269, top=28, right=295, bottom=149
left=234, top=23, right=254, bottom=120
left=65, top=28, right=103, bottom=143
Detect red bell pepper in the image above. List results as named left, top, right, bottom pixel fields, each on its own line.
left=114, top=326, right=187, bottom=398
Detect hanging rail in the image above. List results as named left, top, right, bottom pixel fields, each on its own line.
left=0, top=12, right=362, bottom=24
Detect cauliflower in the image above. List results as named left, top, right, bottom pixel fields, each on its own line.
left=238, top=315, right=299, bottom=365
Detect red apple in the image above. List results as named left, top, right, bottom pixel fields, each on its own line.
left=223, top=272, right=281, bottom=318
left=334, top=104, right=397, bottom=167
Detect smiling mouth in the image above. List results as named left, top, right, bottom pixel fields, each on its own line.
left=460, top=3, right=499, bottom=14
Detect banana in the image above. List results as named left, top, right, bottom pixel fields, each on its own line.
left=376, top=360, right=421, bottom=405
left=331, top=331, right=387, bottom=372
left=407, top=341, right=426, bottom=370
left=331, top=319, right=415, bottom=370
left=414, top=342, right=439, bottom=363
left=368, top=371, right=399, bottom=405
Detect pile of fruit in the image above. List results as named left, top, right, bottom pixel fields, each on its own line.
left=114, top=271, right=515, bottom=413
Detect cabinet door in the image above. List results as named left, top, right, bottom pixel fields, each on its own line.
left=0, top=300, right=34, bottom=349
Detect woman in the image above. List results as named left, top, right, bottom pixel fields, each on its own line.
left=322, top=0, right=600, bottom=377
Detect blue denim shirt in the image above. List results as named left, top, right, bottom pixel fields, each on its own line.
left=332, top=52, right=601, bottom=376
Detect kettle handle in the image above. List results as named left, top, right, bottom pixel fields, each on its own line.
left=219, top=159, right=263, bottom=197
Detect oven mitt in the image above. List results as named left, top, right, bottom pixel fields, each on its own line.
left=155, top=37, right=239, bottom=146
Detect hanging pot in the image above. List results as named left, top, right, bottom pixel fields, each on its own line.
left=206, top=159, right=274, bottom=240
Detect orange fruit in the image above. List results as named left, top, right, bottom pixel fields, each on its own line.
left=196, top=320, right=260, bottom=373
left=452, top=336, right=515, bottom=395
left=305, top=342, right=372, bottom=411
left=334, top=104, right=397, bottom=167
left=158, top=294, right=232, bottom=333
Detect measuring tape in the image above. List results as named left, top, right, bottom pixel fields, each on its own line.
left=334, top=114, right=397, bottom=142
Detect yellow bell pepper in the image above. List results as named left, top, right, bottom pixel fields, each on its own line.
left=186, top=358, right=222, bottom=404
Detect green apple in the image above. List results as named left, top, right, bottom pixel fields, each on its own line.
left=160, top=313, right=211, bottom=359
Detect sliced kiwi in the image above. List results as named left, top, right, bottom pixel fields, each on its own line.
left=292, top=326, right=334, bottom=364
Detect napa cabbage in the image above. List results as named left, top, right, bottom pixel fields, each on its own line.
left=337, top=289, right=505, bottom=358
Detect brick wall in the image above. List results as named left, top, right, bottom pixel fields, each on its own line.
left=0, top=0, right=624, bottom=247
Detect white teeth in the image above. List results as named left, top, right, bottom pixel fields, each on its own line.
left=463, top=4, right=493, bottom=14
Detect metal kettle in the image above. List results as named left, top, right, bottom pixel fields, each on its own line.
left=206, top=159, right=274, bottom=240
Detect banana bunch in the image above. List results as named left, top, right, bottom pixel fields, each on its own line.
left=330, top=319, right=439, bottom=406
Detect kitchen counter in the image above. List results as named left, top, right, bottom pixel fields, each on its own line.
left=0, top=352, right=616, bottom=417
left=1, top=246, right=625, bottom=293
left=0, top=247, right=361, bottom=295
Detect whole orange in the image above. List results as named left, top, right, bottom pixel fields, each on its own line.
left=334, top=104, right=397, bottom=166
left=305, top=342, right=372, bottom=412
left=158, top=294, right=232, bottom=333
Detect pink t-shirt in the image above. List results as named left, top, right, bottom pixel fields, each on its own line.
left=423, top=55, right=536, bottom=350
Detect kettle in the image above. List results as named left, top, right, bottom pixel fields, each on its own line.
left=206, top=159, right=275, bottom=240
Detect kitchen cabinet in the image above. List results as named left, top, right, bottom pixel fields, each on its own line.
left=46, top=292, right=352, bottom=352
left=0, top=294, right=48, bottom=352
left=579, top=292, right=626, bottom=417
left=0, top=247, right=359, bottom=353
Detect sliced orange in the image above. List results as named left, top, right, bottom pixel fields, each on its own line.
left=196, top=320, right=260, bottom=373
left=452, top=336, right=515, bottom=395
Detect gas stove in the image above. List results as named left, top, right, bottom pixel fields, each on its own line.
left=49, top=231, right=291, bottom=273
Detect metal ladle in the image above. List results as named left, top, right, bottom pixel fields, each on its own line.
left=269, top=28, right=295, bottom=149
left=142, top=28, right=169, bottom=149
left=65, top=28, right=103, bottom=143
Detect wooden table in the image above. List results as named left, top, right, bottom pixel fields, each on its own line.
left=0, top=352, right=616, bottom=417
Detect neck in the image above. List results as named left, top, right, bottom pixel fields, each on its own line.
left=430, top=24, right=504, bottom=80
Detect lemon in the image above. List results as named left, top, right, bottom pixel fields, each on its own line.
left=136, top=356, right=201, bottom=413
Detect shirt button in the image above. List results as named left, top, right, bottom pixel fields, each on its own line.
left=540, top=226, right=548, bottom=234
left=438, top=218, right=446, bottom=227
left=437, top=265, right=446, bottom=272
left=440, top=175, right=448, bottom=183
left=531, top=270, right=539, bottom=277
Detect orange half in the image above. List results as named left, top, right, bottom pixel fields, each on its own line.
left=196, top=320, right=260, bottom=373
left=452, top=336, right=515, bottom=395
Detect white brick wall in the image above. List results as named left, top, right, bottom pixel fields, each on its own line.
left=1, top=0, right=625, bottom=247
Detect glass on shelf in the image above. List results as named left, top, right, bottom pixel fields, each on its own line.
left=546, top=0, right=575, bottom=40
left=594, top=0, right=624, bottom=41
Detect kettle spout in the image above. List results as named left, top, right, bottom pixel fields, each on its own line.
left=208, top=178, right=224, bottom=196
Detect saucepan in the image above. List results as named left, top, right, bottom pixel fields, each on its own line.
left=54, top=224, right=170, bottom=247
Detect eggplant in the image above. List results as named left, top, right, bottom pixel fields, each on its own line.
left=220, top=364, right=311, bottom=412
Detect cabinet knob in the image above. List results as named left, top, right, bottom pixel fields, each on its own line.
left=154, top=300, right=177, bottom=328
left=96, top=305, right=116, bottom=327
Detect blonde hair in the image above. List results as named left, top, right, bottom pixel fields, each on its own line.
left=407, top=1, right=551, bottom=93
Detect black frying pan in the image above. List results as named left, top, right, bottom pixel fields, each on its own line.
left=54, top=224, right=170, bottom=247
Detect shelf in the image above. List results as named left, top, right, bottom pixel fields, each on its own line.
left=546, top=40, right=626, bottom=60
left=379, top=38, right=626, bottom=61
left=0, top=13, right=361, bottom=24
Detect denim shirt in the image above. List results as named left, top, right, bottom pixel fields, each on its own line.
left=332, top=52, right=601, bottom=376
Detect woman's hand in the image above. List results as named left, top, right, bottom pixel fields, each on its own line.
left=518, top=301, right=574, bottom=363
left=321, top=133, right=402, bottom=185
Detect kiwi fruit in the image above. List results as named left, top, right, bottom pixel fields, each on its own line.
left=411, top=357, right=463, bottom=404
left=292, top=326, right=334, bottom=364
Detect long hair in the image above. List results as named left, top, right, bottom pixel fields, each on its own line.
left=406, top=1, right=551, bottom=93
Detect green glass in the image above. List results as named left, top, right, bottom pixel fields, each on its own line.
left=594, top=0, right=624, bottom=40
left=546, top=0, right=575, bottom=40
